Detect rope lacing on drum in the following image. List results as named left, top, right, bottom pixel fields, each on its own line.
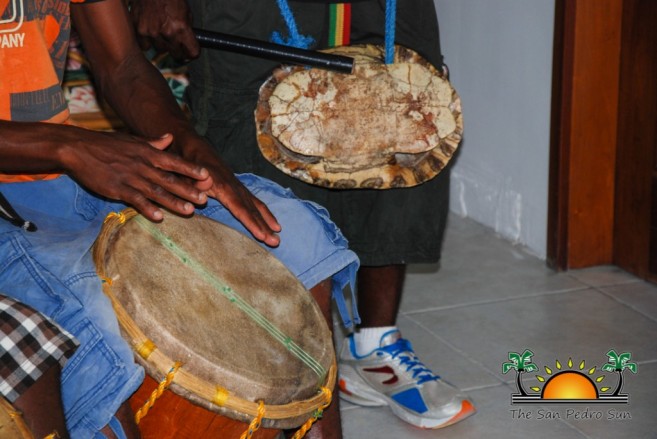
left=134, top=361, right=182, bottom=424
left=213, top=386, right=230, bottom=407
left=240, top=401, right=265, bottom=439
left=6, top=406, right=60, bottom=438
left=104, top=211, right=127, bottom=224
left=291, top=386, right=332, bottom=439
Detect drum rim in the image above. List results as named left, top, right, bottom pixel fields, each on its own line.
left=92, top=208, right=336, bottom=424
left=0, top=398, right=35, bottom=439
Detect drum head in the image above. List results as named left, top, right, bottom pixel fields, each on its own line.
left=94, top=210, right=334, bottom=428
left=256, top=44, right=463, bottom=189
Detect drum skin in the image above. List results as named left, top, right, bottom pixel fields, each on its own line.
left=94, top=210, right=335, bottom=431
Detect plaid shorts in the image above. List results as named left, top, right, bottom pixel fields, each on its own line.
left=0, top=294, right=79, bottom=403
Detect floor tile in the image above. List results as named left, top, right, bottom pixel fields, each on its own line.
left=396, top=314, right=502, bottom=390
left=567, top=265, right=644, bottom=287
left=341, top=384, right=588, bottom=439
left=408, top=289, right=657, bottom=379
left=598, top=280, right=657, bottom=323
left=400, top=218, right=588, bottom=313
left=559, top=361, right=657, bottom=439
left=335, top=214, right=657, bottom=439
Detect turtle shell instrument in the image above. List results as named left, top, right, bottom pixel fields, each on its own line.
left=255, top=44, right=463, bottom=190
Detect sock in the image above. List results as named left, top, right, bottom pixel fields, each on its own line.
left=352, top=326, right=398, bottom=354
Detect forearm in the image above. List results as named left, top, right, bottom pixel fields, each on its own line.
left=67, top=0, right=281, bottom=240
left=0, top=120, right=78, bottom=174
left=71, top=0, right=201, bottom=159
left=95, top=52, right=194, bottom=143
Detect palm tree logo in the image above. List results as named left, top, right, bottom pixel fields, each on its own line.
left=601, top=350, right=637, bottom=397
left=502, top=349, right=538, bottom=397
left=502, top=349, right=636, bottom=404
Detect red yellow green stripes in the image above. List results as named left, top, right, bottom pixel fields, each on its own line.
left=328, top=3, right=351, bottom=47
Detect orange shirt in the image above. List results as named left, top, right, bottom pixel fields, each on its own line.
left=0, top=0, right=93, bottom=183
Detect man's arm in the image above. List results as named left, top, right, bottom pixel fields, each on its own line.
left=70, top=0, right=280, bottom=245
left=0, top=120, right=211, bottom=221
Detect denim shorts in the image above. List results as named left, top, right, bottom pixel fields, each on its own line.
left=0, top=175, right=358, bottom=437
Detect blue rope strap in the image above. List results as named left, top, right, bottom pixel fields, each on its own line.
left=271, top=0, right=315, bottom=49
left=384, top=0, right=397, bottom=64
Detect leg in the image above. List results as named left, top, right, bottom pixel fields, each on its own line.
left=0, top=179, right=145, bottom=437
left=338, top=267, right=476, bottom=429
left=13, top=364, right=69, bottom=439
left=355, top=265, right=406, bottom=328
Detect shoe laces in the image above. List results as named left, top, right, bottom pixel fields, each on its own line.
left=379, top=339, right=441, bottom=385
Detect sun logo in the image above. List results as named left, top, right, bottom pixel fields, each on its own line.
left=502, top=349, right=637, bottom=404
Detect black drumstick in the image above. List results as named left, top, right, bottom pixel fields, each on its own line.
left=0, top=192, right=37, bottom=232
left=194, top=28, right=354, bottom=74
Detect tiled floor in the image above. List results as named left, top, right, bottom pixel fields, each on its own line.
left=336, top=214, right=657, bottom=439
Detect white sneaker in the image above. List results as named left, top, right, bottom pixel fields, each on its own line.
left=338, top=329, right=475, bottom=429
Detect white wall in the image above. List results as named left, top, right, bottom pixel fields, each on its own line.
left=435, top=0, right=556, bottom=259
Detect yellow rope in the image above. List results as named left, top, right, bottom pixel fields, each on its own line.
left=100, top=276, right=113, bottom=286
left=240, top=401, right=265, bottom=439
left=135, top=362, right=182, bottom=424
left=104, top=211, right=126, bottom=224
left=291, top=387, right=332, bottom=439
left=135, top=339, right=157, bottom=360
left=7, top=408, right=59, bottom=438
left=213, top=386, right=230, bottom=407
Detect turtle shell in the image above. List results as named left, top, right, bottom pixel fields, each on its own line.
left=255, top=44, right=463, bottom=189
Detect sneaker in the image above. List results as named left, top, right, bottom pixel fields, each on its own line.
left=338, top=329, right=475, bottom=429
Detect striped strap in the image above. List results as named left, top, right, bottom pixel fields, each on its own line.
left=330, top=1, right=396, bottom=64
left=328, top=3, right=351, bottom=47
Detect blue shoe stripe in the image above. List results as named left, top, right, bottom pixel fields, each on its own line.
left=391, top=388, right=429, bottom=414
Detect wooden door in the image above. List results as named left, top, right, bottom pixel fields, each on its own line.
left=548, top=0, right=657, bottom=282
left=613, top=0, right=657, bottom=282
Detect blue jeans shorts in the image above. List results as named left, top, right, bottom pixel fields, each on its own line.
left=0, top=174, right=358, bottom=438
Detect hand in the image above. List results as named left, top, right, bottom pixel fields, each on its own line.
left=62, top=130, right=210, bottom=221
left=71, top=0, right=279, bottom=245
left=129, top=0, right=200, bottom=61
left=175, top=135, right=282, bottom=247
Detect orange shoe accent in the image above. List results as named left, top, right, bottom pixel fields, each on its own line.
left=433, top=399, right=476, bottom=429
left=338, top=378, right=353, bottom=396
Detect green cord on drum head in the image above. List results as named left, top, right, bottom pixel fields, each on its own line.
left=134, top=216, right=327, bottom=380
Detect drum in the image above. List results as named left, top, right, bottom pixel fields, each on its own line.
left=0, top=398, right=33, bottom=439
left=256, top=44, right=463, bottom=189
left=93, top=208, right=335, bottom=438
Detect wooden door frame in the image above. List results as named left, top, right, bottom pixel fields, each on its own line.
left=547, top=0, right=624, bottom=270
left=613, top=0, right=657, bottom=281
